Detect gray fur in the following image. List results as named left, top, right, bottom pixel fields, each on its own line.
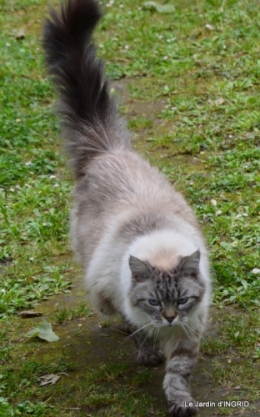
left=43, top=1, right=211, bottom=416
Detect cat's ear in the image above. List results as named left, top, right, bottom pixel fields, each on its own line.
left=179, top=250, right=200, bottom=277
left=129, top=255, right=152, bottom=282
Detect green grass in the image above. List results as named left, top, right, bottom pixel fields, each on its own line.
left=53, top=302, right=93, bottom=323
left=0, top=0, right=259, bottom=416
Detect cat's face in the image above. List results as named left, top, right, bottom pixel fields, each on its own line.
left=128, top=252, right=205, bottom=328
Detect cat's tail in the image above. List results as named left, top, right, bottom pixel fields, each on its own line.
left=43, top=0, right=130, bottom=177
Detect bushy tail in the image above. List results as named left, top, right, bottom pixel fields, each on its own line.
left=43, top=0, right=130, bottom=177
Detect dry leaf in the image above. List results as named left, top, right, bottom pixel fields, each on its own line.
left=16, top=28, right=26, bottom=40
left=205, top=23, right=214, bottom=31
left=215, top=98, right=225, bottom=106
left=143, top=2, right=175, bottom=14
left=18, top=311, right=43, bottom=318
left=39, top=374, right=61, bottom=386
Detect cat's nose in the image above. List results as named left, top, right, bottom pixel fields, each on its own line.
left=165, top=316, right=175, bottom=323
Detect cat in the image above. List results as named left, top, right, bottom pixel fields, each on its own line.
left=43, top=0, right=211, bottom=415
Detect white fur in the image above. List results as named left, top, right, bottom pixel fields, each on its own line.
left=86, top=223, right=211, bottom=337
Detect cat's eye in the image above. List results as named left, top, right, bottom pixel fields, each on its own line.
left=149, top=299, right=160, bottom=306
left=178, top=297, right=189, bottom=305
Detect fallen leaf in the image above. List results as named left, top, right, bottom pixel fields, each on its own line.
left=220, top=241, right=232, bottom=251
left=25, top=320, right=59, bottom=342
left=143, top=2, right=175, bottom=14
left=215, top=98, right=225, bottom=106
left=205, top=23, right=214, bottom=31
left=16, top=28, right=26, bottom=40
left=18, top=311, right=43, bottom=318
left=39, top=374, right=61, bottom=386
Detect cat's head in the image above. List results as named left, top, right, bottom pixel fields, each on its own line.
left=128, top=251, right=205, bottom=328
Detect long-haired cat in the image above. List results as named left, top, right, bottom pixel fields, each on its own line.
left=43, top=0, right=211, bottom=415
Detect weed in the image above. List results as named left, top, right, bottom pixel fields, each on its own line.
left=54, top=302, right=93, bottom=323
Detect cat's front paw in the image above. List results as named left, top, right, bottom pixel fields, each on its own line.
left=167, top=398, right=197, bottom=417
left=137, top=349, right=165, bottom=367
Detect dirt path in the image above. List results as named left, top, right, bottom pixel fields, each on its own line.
left=12, top=266, right=258, bottom=417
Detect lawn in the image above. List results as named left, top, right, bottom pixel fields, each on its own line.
left=0, top=0, right=259, bottom=416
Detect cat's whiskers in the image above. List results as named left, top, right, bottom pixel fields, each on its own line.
left=182, top=321, right=200, bottom=338
left=129, top=326, right=154, bottom=359
left=186, top=316, right=202, bottom=330
left=182, top=322, right=194, bottom=338
left=138, top=326, right=154, bottom=351
left=152, top=327, right=160, bottom=349
left=123, top=322, right=151, bottom=342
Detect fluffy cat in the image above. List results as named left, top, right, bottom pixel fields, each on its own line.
left=43, top=0, right=211, bottom=415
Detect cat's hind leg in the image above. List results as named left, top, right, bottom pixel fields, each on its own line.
left=90, top=290, right=116, bottom=315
